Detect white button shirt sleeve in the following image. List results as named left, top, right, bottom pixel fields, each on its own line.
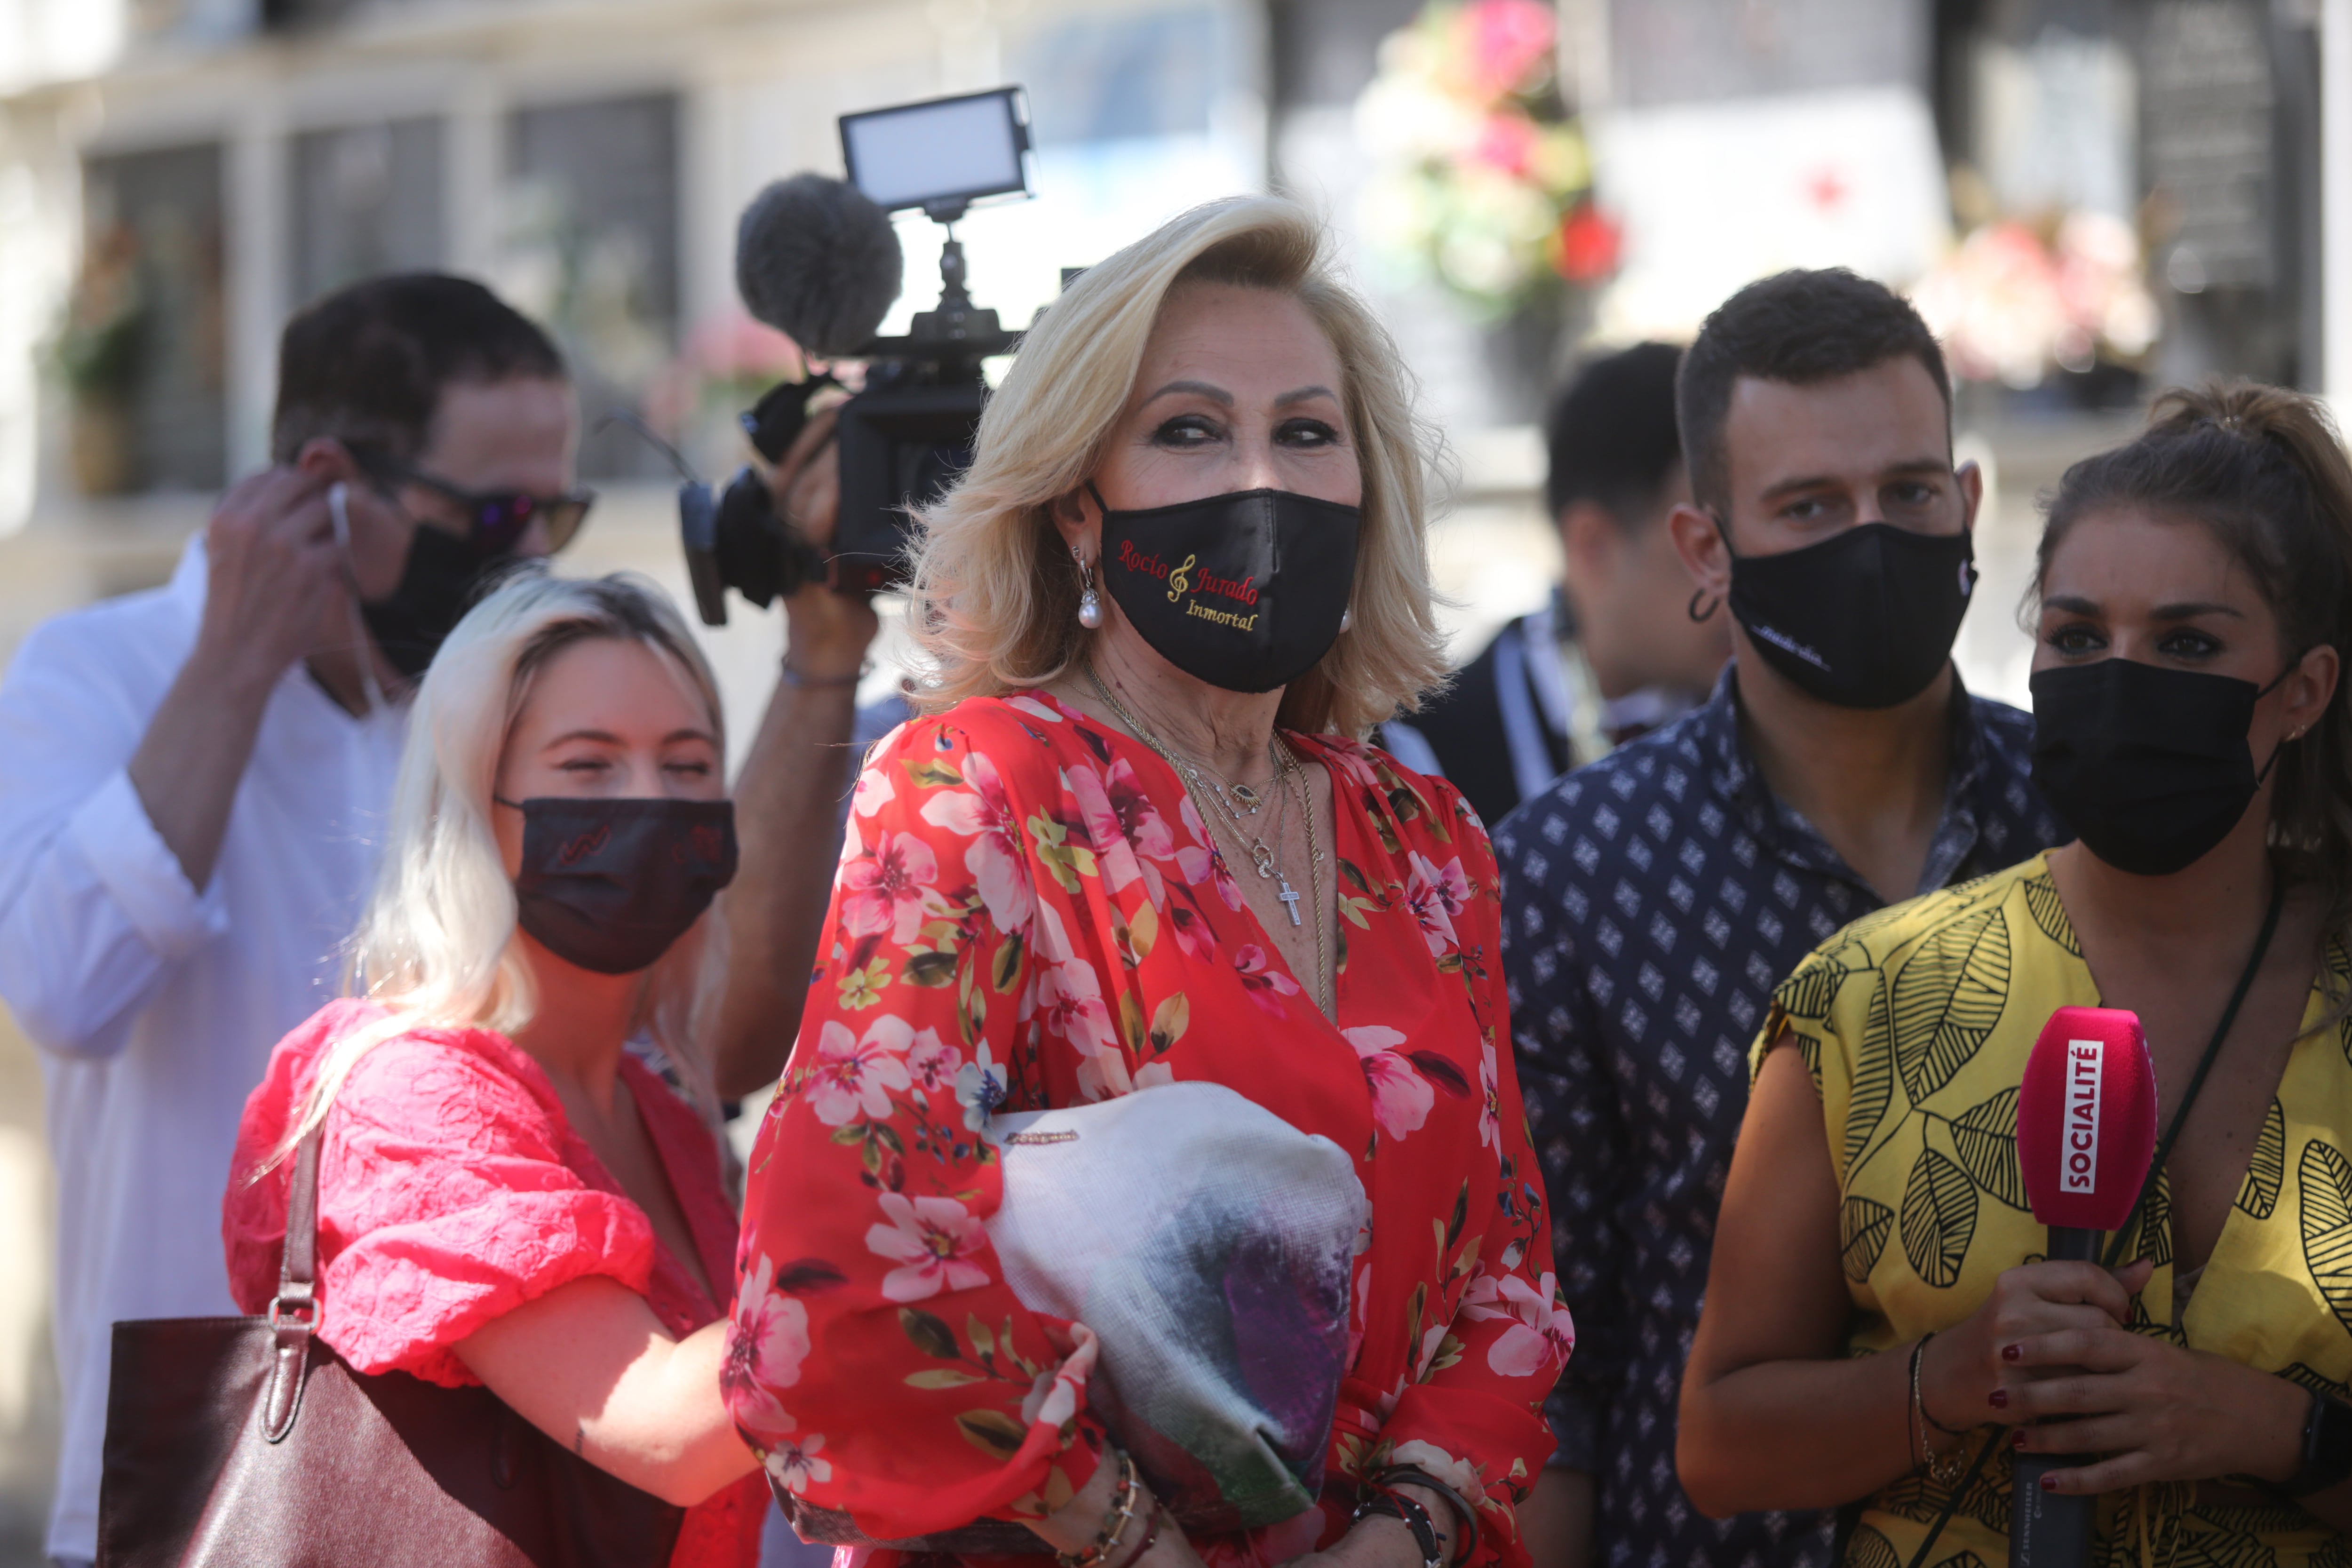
left=0, top=613, right=228, bottom=1060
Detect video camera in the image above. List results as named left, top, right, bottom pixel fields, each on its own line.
left=679, top=88, right=1033, bottom=623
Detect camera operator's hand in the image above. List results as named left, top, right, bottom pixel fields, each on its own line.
left=129, top=466, right=350, bottom=892
left=771, top=401, right=879, bottom=674
left=711, top=399, right=886, bottom=1098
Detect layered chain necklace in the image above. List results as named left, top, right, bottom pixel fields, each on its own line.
left=1083, top=664, right=1332, bottom=1015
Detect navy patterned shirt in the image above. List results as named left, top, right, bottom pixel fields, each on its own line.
left=1492, top=667, right=2066, bottom=1568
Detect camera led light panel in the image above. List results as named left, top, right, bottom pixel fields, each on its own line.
left=841, top=88, right=1032, bottom=215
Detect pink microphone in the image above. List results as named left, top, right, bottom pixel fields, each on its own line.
left=2008, top=1006, right=2157, bottom=1568
left=2017, top=1006, right=2158, bottom=1243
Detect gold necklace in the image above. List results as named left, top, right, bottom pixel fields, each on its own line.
left=1084, top=664, right=1315, bottom=934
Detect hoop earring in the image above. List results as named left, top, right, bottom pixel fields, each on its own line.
left=1687, top=589, right=1721, bottom=623
left=1074, top=544, right=1103, bottom=629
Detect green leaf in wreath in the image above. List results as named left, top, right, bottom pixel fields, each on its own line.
left=1899, top=1147, right=1978, bottom=1288
left=1845, top=983, right=1895, bottom=1171
left=2020, top=874, right=2082, bottom=958
left=2300, top=1138, right=2352, bottom=1334
left=1839, top=1196, right=1895, bottom=1283
left=899, top=1307, right=960, bottom=1360
left=2237, top=1098, right=2285, bottom=1220
left=1950, top=1087, right=2028, bottom=1212
left=956, top=1409, right=1029, bottom=1457
left=905, top=1368, right=984, bottom=1389
left=1891, top=906, right=2012, bottom=1106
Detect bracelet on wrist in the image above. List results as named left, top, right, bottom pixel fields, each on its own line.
left=780, top=659, right=863, bottom=689
left=2282, top=1388, right=2352, bottom=1497
left=1352, top=1489, right=1442, bottom=1568
left=1111, top=1504, right=1166, bottom=1568
left=1057, top=1449, right=1144, bottom=1568
left=1908, top=1335, right=1968, bottom=1484
left=1369, top=1467, right=1478, bottom=1566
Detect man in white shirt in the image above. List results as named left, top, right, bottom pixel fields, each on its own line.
left=0, top=273, right=583, bottom=1567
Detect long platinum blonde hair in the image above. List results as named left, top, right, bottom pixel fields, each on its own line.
left=270, top=569, right=727, bottom=1166
left=906, top=195, right=1452, bottom=736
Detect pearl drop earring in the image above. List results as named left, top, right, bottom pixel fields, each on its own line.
left=1339, top=606, right=1353, bottom=633
left=1075, top=545, right=1103, bottom=629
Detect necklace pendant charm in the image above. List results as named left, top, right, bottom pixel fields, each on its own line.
left=1230, top=782, right=1263, bottom=813
left=1277, top=877, right=1303, bottom=926
left=1248, top=842, right=1277, bottom=879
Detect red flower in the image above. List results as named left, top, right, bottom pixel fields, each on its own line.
left=1554, top=202, right=1621, bottom=285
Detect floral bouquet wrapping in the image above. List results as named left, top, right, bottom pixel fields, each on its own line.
left=986, top=1081, right=1366, bottom=1536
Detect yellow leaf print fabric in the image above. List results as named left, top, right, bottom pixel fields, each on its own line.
left=1755, top=852, right=2352, bottom=1568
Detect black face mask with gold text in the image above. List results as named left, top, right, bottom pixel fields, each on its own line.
left=1092, top=484, right=1360, bottom=694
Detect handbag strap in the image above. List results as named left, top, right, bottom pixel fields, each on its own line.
left=274, top=1121, right=324, bottom=1328
left=262, top=1120, right=329, bottom=1442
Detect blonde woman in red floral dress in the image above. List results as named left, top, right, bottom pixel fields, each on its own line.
left=725, top=198, right=1572, bottom=1568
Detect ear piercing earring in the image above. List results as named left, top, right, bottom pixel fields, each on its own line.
left=1340, top=606, right=1353, bottom=633
left=1074, top=545, right=1104, bottom=629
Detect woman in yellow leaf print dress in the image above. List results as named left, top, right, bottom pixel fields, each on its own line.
left=1680, top=382, right=2352, bottom=1565
left=724, top=198, right=1570, bottom=1568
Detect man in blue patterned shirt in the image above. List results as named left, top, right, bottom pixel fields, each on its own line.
left=1494, top=271, right=2068, bottom=1568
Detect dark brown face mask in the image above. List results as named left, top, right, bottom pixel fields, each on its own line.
left=1091, top=482, right=1360, bottom=693
left=497, top=796, right=739, bottom=973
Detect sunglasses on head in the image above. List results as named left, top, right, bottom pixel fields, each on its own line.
left=363, top=457, right=596, bottom=556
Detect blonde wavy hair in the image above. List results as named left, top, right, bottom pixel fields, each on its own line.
left=906, top=195, right=1451, bottom=736
left=268, top=569, right=727, bottom=1167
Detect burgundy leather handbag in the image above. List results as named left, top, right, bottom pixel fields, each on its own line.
left=96, top=1126, right=685, bottom=1567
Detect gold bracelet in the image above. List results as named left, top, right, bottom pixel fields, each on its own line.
left=1057, top=1450, right=1144, bottom=1568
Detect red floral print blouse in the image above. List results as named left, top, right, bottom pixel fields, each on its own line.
left=726, top=693, right=1571, bottom=1568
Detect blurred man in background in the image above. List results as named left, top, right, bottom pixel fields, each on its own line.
left=1381, top=342, right=1727, bottom=826
left=1496, top=271, right=2066, bottom=1568
left=0, top=275, right=579, bottom=1568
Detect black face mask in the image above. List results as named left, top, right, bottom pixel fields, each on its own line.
left=1722, top=519, right=1976, bottom=709
left=501, top=797, right=739, bottom=975
left=362, top=523, right=506, bottom=681
left=1094, top=484, right=1360, bottom=694
left=2030, top=658, right=2290, bottom=877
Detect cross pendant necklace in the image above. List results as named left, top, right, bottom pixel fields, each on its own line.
left=1276, top=876, right=1303, bottom=926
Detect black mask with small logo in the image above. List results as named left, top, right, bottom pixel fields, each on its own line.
left=499, top=796, right=739, bottom=975
left=1719, top=517, right=1976, bottom=710
left=1091, top=483, right=1360, bottom=694
left=2030, top=658, right=2293, bottom=877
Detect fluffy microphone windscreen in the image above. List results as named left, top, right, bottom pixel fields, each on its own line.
left=2016, top=1006, right=2157, bottom=1232
left=735, top=174, right=905, bottom=358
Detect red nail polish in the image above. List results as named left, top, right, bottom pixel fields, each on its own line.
left=1988, top=1388, right=2007, bottom=1409
left=2002, top=1344, right=2022, bottom=1362
left=2011, top=1430, right=2027, bottom=1450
